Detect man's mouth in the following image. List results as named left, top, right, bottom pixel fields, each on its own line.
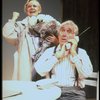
left=61, top=39, right=67, bottom=42
left=61, top=37, right=67, bottom=41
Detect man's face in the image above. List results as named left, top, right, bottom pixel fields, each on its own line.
left=58, top=24, right=75, bottom=46
left=26, top=1, right=41, bottom=16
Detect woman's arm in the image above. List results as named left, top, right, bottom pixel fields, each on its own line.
left=2, top=12, right=20, bottom=46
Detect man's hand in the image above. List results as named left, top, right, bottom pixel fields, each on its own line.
left=67, top=36, right=79, bottom=56
left=54, top=44, right=66, bottom=59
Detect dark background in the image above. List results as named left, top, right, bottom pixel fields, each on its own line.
left=2, top=0, right=99, bottom=99
left=62, top=0, right=99, bottom=98
left=62, top=0, right=99, bottom=72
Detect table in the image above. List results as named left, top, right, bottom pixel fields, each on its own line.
left=3, top=80, right=61, bottom=100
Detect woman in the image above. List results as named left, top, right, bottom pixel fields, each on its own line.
left=3, top=0, right=60, bottom=81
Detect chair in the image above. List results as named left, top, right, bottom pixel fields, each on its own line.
left=84, top=71, right=99, bottom=100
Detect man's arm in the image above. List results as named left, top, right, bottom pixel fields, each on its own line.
left=70, top=49, right=93, bottom=78
left=34, top=47, right=58, bottom=77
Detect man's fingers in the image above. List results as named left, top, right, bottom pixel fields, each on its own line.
left=61, top=44, right=66, bottom=52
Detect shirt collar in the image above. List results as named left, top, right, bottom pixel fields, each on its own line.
left=56, top=44, right=62, bottom=51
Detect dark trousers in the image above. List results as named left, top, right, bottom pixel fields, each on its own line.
left=57, top=86, right=86, bottom=100
left=31, top=67, right=44, bottom=81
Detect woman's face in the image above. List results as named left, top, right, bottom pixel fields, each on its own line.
left=26, top=1, right=41, bottom=16
left=58, top=24, right=75, bottom=46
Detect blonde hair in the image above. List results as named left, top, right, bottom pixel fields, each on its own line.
left=24, top=0, right=42, bottom=13
left=58, top=20, right=79, bottom=35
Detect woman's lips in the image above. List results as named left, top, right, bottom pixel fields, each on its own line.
left=30, top=10, right=36, bottom=13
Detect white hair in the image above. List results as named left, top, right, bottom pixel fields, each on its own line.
left=58, top=20, right=79, bottom=35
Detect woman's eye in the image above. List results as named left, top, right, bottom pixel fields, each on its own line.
left=27, top=5, right=37, bottom=8
left=27, top=5, right=31, bottom=8
left=33, top=5, right=37, bottom=7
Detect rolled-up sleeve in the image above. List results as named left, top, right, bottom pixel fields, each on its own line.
left=70, top=49, right=93, bottom=78
left=34, top=47, right=58, bottom=76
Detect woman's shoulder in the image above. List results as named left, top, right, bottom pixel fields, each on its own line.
left=37, top=14, right=54, bottom=22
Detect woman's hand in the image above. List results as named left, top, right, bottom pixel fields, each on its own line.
left=46, top=34, right=59, bottom=45
left=12, top=12, right=20, bottom=22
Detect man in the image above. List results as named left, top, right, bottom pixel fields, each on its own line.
left=34, top=20, right=93, bottom=100
left=3, top=0, right=60, bottom=81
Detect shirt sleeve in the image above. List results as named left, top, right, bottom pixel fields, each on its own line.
left=3, top=19, right=24, bottom=46
left=3, top=19, right=18, bottom=45
left=70, top=49, right=93, bottom=78
left=34, top=47, right=58, bottom=76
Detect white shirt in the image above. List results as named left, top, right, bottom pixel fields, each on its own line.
left=34, top=46, right=93, bottom=88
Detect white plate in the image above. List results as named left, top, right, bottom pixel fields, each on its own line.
left=36, top=79, right=58, bottom=89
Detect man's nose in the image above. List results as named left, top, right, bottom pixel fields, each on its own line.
left=61, top=32, right=68, bottom=37
left=62, top=34, right=67, bottom=37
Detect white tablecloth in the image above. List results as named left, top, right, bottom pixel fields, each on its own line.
left=3, top=80, right=61, bottom=100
